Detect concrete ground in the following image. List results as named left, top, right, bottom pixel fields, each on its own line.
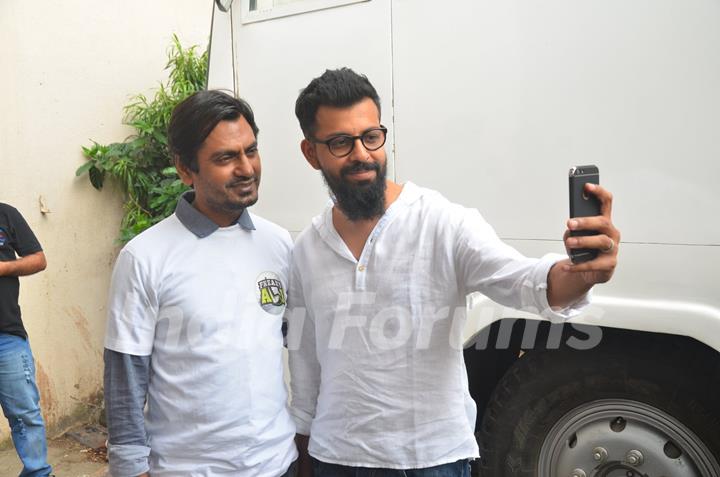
left=0, top=436, right=108, bottom=477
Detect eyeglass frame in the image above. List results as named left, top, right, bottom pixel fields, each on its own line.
left=308, top=126, right=388, bottom=158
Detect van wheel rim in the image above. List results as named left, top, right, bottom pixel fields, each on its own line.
left=538, top=399, right=720, bottom=477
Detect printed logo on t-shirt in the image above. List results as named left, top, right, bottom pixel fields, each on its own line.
left=0, top=228, right=7, bottom=248
left=256, top=272, right=286, bottom=315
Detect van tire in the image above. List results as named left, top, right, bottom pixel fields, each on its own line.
left=477, top=338, right=720, bottom=476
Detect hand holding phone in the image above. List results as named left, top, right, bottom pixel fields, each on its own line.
left=568, top=165, right=601, bottom=263
left=548, top=166, right=620, bottom=307
left=559, top=165, right=620, bottom=289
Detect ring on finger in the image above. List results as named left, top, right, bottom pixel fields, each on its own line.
left=601, top=238, right=615, bottom=253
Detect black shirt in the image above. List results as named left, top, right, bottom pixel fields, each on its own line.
left=0, top=203, right=43, bottom=339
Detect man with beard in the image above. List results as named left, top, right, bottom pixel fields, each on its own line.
left=287, top=68, right=620, bottom=477
left=104, top=90, right=297, bottom=477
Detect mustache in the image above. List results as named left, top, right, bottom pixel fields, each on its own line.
left=341, top=161, right=380, bottom=178
left=226, top=177, right=257, bottom=187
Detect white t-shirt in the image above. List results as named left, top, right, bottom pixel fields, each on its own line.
left=287, top=182, right=588, bottom=468
left=105, top=212, right=297, bottom=476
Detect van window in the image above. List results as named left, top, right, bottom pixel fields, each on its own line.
left=242, top=0, right=369, bottom=23
left=249, top=0, right=306, bottom=11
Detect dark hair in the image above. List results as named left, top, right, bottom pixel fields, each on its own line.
left=168, top=90, right=259, bottom=172
left=295, top=68, right=381, bottom=138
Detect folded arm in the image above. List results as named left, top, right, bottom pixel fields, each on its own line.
left=0, top=251, right=46, bottom=277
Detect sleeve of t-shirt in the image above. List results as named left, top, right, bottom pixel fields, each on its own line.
left=104, top=248, right=159, bottom=356
left=8, top=206, right=42, bottom=256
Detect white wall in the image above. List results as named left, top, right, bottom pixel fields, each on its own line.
left=0, top=0, right=212, bottom=440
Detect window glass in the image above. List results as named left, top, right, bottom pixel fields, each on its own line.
left=249, top=0, right=307, bottom=11
left=242, top=0, right=368, bottom=23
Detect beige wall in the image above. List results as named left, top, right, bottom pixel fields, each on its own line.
left=0, top=0, right=213, bottom=440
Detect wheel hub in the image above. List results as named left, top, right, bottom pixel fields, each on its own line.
left=594, top=462, right=648, bottom=477
left=537, top=399, right=720, bottom=477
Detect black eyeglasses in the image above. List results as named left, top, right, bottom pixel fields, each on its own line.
left=310, top=126, right=387, bottom=158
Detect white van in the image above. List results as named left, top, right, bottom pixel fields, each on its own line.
left=207, top=1, right=720, bottom=475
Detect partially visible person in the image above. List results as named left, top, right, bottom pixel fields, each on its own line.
left=103, top=90, right=297, bottom=477
left=0, top=202, right=53, bottom=477
left=287, top=68, right=620, bottom=477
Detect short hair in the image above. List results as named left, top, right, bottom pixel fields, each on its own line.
left=295, top=68, right=381, bottom=138
left=168, top=90, right=259, bottom=172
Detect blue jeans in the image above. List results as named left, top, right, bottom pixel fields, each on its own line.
left=0, top=333, right=52, bottom=477
left=281, top=459, right=297, bottom=477
left=312, top=458, right=471, bottom=477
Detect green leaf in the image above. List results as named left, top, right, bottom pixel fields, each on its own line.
left=161, top=166, right=177, bottom=177
left=88, top=166, right=105, bottom=190
left=75, top=161, right=95, bottom=177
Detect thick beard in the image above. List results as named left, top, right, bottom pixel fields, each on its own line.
left=321, top=160, right=387, bottom=221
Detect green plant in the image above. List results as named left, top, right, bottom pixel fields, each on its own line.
left=77, top=34, right=208, bottom=242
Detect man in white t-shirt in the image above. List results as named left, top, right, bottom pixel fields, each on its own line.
left=104, top=90, right=298, bottom=477
left=286, top=68, right=621, bottom=476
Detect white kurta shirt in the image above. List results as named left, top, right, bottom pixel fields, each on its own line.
left=287, top=182, right=588, bottom=468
